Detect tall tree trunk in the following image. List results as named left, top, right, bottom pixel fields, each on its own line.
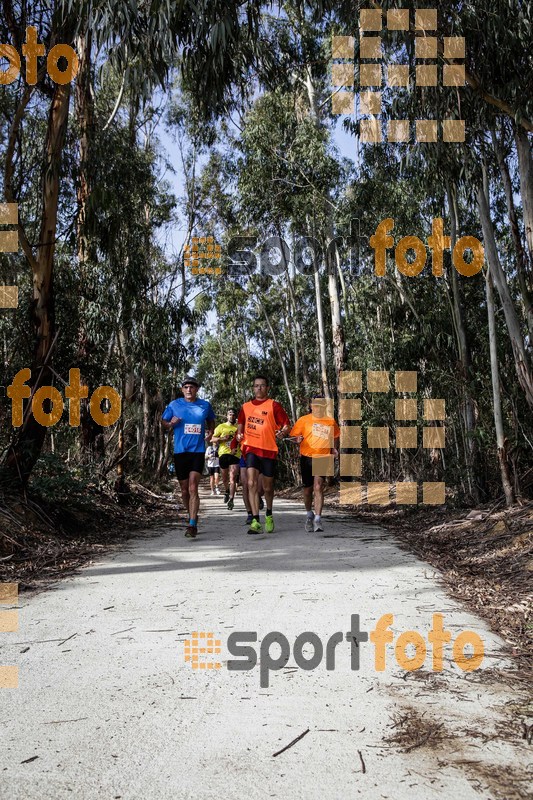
left=485, top=272, right=515, bottom=506
left=476, top=169, right=533, bottom=409
left=326, top=226, right=347, bottom=384
left=5, top=82, right=71, bottom=482
left=257, top=301, right=295, bottom=420
left=314, top=268, right=331, bottom=398
left=447, top=185, right=479, bottom=502
left=492, top=128, right=533, bottom=340
left=515, top=127, right=533, bottom=269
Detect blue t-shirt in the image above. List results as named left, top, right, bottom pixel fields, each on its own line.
left=162, top=397, right=215, bottom=454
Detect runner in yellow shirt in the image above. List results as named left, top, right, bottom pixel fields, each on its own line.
left=212, top=408, right=241, bottom=509
left=290, top=396, right=340, bottom=533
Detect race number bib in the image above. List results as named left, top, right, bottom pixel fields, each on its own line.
left=184, top=423, right=202, bottom=435
left=312, top=423, right=331, bottom=441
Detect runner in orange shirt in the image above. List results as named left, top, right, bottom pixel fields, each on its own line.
left=290, top=396, right=340, bottom=532
left=236, top=375, right=291, bottom=535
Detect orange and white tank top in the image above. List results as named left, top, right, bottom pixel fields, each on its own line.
left=242, top=399, right=278, bottom=453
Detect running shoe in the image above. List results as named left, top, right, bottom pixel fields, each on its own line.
left=210, top=491, right=215, bottom=496
left=185, top=525, right=197, bottom=539
left=224, top=491, right=230, bottom=504
left=247, top=519, right=263, bottom=535
left=265, top=515, right=275, bottom=533
left=215, top=487, right=221, bottom=495
left=313, top=519, right=324, bottom=532
left=244, top=513, right=253, bottom=525
left=259, top=497, right=264, bottom=511
left=305, top=517, right=314, bottom=533
left=227, top=498, right=234, bottom=510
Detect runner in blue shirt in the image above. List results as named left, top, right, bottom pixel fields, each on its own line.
left=162, top=376, right=215, bottom=539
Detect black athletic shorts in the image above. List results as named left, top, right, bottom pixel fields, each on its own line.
left=219, top=454, right=240, bottom=470
left=174, top=452, right=205, bottom=481
left=300, top=455, right=326, bottom=488
left=245, top=451, right=277, bottom=478
left=208, top=466, right=220, bottom=475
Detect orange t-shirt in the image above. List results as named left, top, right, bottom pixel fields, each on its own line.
left=241, top=398, right=278, bottom=453
left=290, top=414, right=340, bottom=457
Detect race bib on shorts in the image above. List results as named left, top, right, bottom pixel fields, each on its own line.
left=184, top=424, right=202, bottom=435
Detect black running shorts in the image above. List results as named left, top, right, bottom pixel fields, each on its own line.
left=173, top=452, right=205, bottom=481
left=300, top=455, right=326, bottom=488
left=219, top=454, right=240, bottom=470
left=245, top=452, right=277, bottom=478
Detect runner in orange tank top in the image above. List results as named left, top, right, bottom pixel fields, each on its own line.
left=236, top=375, right=290, bottom=535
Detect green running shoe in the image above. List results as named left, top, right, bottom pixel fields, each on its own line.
left=265, top=515, right=275, bottom=533
left=247, top=519, right=263, bottom=535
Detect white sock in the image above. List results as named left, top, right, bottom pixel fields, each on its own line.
left=315, top=515, right=321, bottom=522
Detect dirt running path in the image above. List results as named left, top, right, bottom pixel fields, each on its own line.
left=1, top=492, right=530, bottom=799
